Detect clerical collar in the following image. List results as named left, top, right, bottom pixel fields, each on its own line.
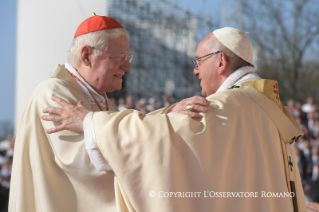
left=216, top=66, right=261, bottom=93
left=64, top=62, right=107, bottom=107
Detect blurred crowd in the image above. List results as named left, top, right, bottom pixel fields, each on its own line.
left=111, top=95, right=172, bottom=113
left=0, top=134, right=14, bottom=211
left=0, top=95, right=318, bottom=210
left=288, top=96, right=319, bottom=203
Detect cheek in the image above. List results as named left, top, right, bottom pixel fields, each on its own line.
left=102, top=64, right=115, bottom=77
left=202, top=70, right=211, bottom=81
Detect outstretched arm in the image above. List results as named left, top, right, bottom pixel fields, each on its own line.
left=41, top=95, right=210, bottom=134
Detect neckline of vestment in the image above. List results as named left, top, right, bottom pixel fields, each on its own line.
left=216, top=66, right=260, bottom=93
left=65, top=63, right=108, bottom=111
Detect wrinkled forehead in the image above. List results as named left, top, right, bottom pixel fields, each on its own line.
left=107, top=35, right=131, bottom=53
left=196, top=39, right=210, bottom=57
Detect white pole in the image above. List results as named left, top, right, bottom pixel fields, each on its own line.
left=15, top=0, right=108, bottom=131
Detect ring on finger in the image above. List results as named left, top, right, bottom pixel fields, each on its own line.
left=186, top=105, right=194, bottom=111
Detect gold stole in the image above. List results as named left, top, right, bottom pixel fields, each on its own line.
left=239, top=79, right=304, bottom=212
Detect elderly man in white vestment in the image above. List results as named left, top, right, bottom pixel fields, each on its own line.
left=42, top=27, right=307, bottom=212
left=9, top=15, right=207, bottom=212
left=8, top=15, right=131, bottom=212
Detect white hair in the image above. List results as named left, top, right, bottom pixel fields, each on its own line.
left=68, top=28, right=129, bottom=68
left=204, top=32, right=253, bottom=71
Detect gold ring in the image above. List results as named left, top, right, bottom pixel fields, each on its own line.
left=186, top=105, right=194, bottom=111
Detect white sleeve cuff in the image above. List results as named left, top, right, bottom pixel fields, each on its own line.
left=84, top=112, right=113, bottom=172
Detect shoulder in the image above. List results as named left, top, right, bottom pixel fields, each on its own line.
left=206, top=89, right=256, bottom=111
left=33, top=78, right=80, bottom=99
left=34, top=78, right=74, bottom=95
left=27, top=78, right=88, bottom=109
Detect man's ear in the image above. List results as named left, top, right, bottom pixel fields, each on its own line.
left=217, top=52, right=228, bottom=74
left=80, top=46, right=92, bottom=66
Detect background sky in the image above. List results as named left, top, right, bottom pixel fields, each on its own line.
left=0, top=0, right=222, bottom=131
left=0, top=0, right=17, bottom=131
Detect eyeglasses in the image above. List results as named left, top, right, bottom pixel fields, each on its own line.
left=90, top=46, right=134, bottom=64
left=110, top=54, right=134, bottom=64
left=192, top=51, right=221, bottom=69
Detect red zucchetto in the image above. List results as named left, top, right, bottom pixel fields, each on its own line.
left=74, top=13, right=123, bottom=38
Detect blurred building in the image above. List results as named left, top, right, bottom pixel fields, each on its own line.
left=15, top=0, right=216, bottom=128
left=106, top=0, right=217, bottom=102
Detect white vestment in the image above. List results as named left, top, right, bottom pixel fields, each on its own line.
left=86, top=74, right=306, bottom=211
left=9, top=65, right=118, bottom=212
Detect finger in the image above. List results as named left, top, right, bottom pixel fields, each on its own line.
left=192, top=104, right=209, bottom=113
left=41, top=115, right=62, bottom=122
left=77, top=100, right=85, bottom=108
left=307, top=202, right=319, bottom=207
left=306, top=204, right=319, bottom=211
left=46, top=124, right=67, bottom=134
left=176, top=110, right=203, bottom=118
left=188, top=96, right=210, bottom=106
left=42, top=107, right=64, bottom=115
left=187, top=111, right=203, bottom=118
left=307, top=203, right=319, bottom=210
left=51, top=95, right=72, bottom=108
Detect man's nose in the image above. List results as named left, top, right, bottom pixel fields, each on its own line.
left=193, top=68, right=199, bottom=77
left=121, top=61, right=132, bottom=72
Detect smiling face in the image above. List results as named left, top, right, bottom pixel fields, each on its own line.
left=87, top=35, right=132, bottom=94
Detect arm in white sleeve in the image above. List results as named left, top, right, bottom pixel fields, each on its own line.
left=84, top=112, right=113, bottom=172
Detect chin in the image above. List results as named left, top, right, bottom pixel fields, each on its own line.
left=201, top=90, right=207, bottom=97
left=113, top=85, right=123, bottom=91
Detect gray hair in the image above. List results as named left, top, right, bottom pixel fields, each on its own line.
left=68, top=28, right=129, bottom=68
left=205, top=33, right=253, bottom=71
